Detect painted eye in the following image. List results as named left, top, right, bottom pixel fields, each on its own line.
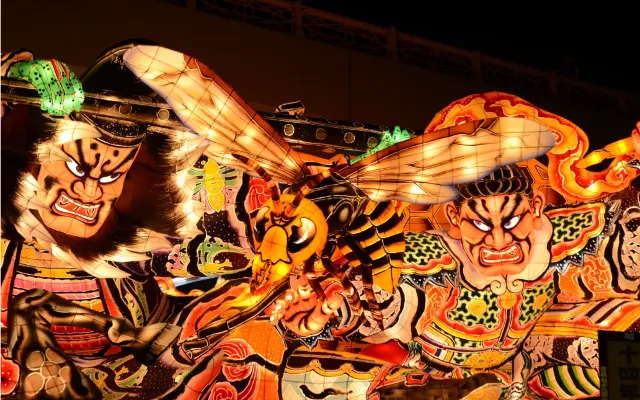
left=288, top=217, right=316, bottom=253
left=472, top=219, right=491, bottom=232
left=293, top=218, right=314, bottom=244
left=65, top=159, right=85, bottom=177
left=99, top=173, right=121, bottom=184
left=503, top=215, right=521, bottom=230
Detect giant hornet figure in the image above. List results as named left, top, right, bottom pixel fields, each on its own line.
left=122, top=46, right=555, bottom=338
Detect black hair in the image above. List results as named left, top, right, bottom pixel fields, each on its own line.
left=453, top=164, right=534, bottom=208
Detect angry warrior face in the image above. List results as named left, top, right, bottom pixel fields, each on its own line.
left=35, top=138, right=139, bottom=238
left=447, top=191, right=552, bottom=278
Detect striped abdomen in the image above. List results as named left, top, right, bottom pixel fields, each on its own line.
left=338, top=200, right=407, bottom=324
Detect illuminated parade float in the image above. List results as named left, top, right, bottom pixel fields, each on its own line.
left=1, top=40, right=639, bottom=399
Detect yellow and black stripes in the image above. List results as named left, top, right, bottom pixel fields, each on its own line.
left=335, top=200, right=407, bottom=326
left=345, top=200, right=406, bottom=294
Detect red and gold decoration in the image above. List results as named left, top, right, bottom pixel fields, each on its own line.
left=0, top=41, right=638, bottom=400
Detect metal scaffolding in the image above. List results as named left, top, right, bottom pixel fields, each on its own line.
left=162, top=0, right=639, bottom=115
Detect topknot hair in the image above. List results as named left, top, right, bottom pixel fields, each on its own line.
left=454, top=164, right=533, bottom=207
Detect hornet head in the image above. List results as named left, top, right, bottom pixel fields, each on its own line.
left=250, top=193, right=328, bottom=295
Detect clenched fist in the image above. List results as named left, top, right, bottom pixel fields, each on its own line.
left=266, top=276, right=345, bottom=338
left=8, top=59, right=84, bottom=116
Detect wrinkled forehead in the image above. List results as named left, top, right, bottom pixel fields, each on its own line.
left=460, top=193, right=530, bottom=217
left=62, top=138, right=140, bottom=170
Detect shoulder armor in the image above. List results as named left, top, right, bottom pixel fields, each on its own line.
left=548, top=202, right=613, bottom=272
left=402, top=231, right=457, bottom=288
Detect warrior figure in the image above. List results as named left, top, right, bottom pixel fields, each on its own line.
left=0, top=42, right=227, bottom=399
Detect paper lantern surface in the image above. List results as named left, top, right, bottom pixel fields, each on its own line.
left=1, top=42, right=639, bottom=400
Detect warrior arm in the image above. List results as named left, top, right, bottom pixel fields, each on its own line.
left=332, top=281, right=426, bottom=344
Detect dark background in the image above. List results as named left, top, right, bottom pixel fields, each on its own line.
left=1, top=0, right=636, bottom=153
left=301, top=1, right=638, bottom=95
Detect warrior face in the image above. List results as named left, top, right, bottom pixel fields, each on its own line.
left=447, top=191, right=550, bottom=277
left=35, top=138, right=139, bottom=238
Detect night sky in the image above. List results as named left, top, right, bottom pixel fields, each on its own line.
left=301, top=1, right=639, bottom=96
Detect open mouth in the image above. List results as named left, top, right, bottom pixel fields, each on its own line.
left=480, top=244, right=523, bottom=265
left=52, top=192, right=101, bottom=223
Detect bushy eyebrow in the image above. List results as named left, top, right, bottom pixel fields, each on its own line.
left=102, top=148, right=137, bottom=175
left=468, top=199, right=493, bottom=227
left=70, top=142, right=138, bottom=177
left=73, top=140, right=91, bottom=171
left=466, top=194, right=526, bottom=228
left=500, top=196, right=509, bottom=212
left=501, top=195, right=524, bottom=225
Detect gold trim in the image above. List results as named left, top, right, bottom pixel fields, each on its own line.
left=575, top=137, right=636, bottom=169
left=611, top=307, right=640, bottom=331
left=506, top=327, right=530, bottom=340
left=551, top=203, right=606, bottom=262
left=464, top=350, right=511, bottom=369
left=0, top=239, right=10, bottom=258
left=536, top=303, right=640, bottom=333
left=530, top=325, right=598, bottom=339
left=402, top=258, right=456, bottom=275
left=537, top=305, right=586, bottom=322
left=432, top=318, right=502, bottom=341
left=74, top=299, right=105, bottom=312
left=425, top=325, right=456, bottom=348
left=33, top=267, right=76, bottom=279
left=284, top=359, right=380, bottom=380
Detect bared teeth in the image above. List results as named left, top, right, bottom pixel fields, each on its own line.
left=480, top=244, right=522, bottom=264
left=53, top=192, right=101, bottom=222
